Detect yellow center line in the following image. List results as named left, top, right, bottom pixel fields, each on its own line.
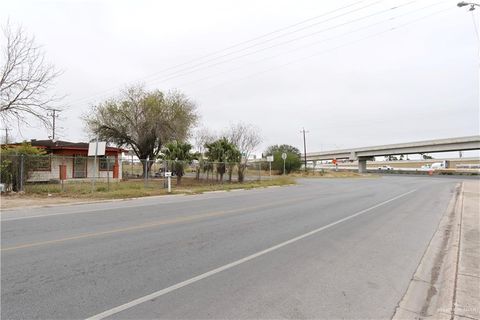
left=1, top=195, right=314, bottom=252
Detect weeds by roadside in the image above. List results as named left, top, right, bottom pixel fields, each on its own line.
left=2, top=177, right=295, bottom=202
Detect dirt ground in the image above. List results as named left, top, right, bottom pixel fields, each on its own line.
left=1, top=194, right=95, bottom=210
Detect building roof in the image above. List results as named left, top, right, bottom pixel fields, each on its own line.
left=12, top=139, right=124, bottom=152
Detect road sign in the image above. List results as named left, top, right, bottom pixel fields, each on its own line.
left=165, top=172, right=172, bottom=177
left=267, top=155, right=274, bottom=162
left=88, top=141, right=106, bottom=156
left=281, top=153, right=287, bottom=160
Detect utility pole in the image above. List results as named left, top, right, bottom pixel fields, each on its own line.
left=47, top=108, right=61, bottom=140
left=300, top=128, right=309, bottom=172
left=1, top=127, right=11, bottom=144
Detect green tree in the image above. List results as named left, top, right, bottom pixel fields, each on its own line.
left=0, top=142, right=45, bottom=191
left=162, top=141, right=193, bottom=184
left=264, top=144, right=301, bottom=174
left=204, top=137, right=239, bottom=182
left=226, top=145, right=241, bottom=182
left=84, top=85, right=198, bottom=176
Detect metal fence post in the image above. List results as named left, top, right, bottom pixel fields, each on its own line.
left=62, top=155, right=65, bottom=192
left=144, top=158, right=147, bottom=188
left=107, top=156, right=110, bottom=191
left=258, top=161, right=261, bottom=181
left=19, top=154, right=24, bottom=192
left=164, top=160, right=168, bottom=189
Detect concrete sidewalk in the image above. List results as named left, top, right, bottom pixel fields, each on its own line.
left=452, top=180, right=480, bottom=320
left=393, top=180, right=479, bottom=320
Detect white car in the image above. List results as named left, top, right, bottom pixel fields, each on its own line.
left=377, top=165, right=393, bottom=171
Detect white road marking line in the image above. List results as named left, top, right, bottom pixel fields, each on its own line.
left=85, top=189, right=417, bottom=320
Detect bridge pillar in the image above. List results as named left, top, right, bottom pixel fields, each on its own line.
left=358, top=157, right=373, bottom=173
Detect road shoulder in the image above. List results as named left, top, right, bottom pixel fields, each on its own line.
left=392, top=180, right=480, bottom=319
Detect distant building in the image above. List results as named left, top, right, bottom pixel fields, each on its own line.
left=8, top=139, right=124, bottom=182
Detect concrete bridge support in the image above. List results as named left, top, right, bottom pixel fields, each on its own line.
left=358, top=157, right=374, bottom=173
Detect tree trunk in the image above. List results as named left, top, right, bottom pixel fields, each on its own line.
left=237, top=163, right=246, bottom=182
left=140, top=157, right=154, bottom=178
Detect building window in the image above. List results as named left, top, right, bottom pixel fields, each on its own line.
left=99, top=157, right=115, bottom=171
left=31, top=156, right=51, bottom=171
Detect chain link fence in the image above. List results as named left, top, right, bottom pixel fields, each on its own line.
left=0, top=154, right=276, bottom=194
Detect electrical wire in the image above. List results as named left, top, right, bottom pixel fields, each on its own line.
left=190, top=6, right=453, bottom=96
left=67, top=0, right=383, bottom=106
left=160, top=1, right=450, bottom=90
left=135, top=0, right=416, bottom=91
left=471, top=11, right=480, bottom=43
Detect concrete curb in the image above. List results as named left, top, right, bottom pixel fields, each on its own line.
left=392, top=183, right=463, bottom=319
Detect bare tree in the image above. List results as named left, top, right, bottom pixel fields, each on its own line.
left=193, top=126, right=217, bottom=155
left=192, top=126, right=217, bottom=180
left=0, top=21, right=61, bottom=127
left=225, top=122, right=262, bottom=182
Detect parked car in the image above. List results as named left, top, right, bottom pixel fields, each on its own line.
left=430, top=162, right=446, bottom=170
left=377, top=165, right=393, bottom=171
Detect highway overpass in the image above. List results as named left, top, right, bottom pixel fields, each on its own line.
left=305, top=136, right=480, bottom=173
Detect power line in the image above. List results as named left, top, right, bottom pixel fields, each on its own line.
left=190, top=5, right=453, bottom=96
left=133, top=0, right=386, bottom=85
left=176, top=0, right=449, bottom=90
left=67, top=0, right=382, bottom=106
left=73, top=0, right=434, bottom=103
left=471, top=11, right=480, bottom=42
left=129, top=0, right=414, bottom=91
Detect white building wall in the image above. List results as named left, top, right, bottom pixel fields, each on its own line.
left=27, top=155, right=122, bottom=182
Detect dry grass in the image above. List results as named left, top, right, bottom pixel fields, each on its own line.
left=1, top=176, right=296, bottom=209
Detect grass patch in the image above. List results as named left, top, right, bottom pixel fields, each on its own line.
left=19, top=176, right=296, bottom=200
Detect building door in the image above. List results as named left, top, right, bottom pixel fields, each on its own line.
left=73, top=156, right=87, bottom=178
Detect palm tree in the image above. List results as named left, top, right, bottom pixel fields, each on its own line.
left=162, top=141, right=193, bottom=184
left=204, top=138, right=240, bottom=182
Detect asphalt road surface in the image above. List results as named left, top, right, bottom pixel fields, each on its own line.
left=1, top=176, right=464, bottom=319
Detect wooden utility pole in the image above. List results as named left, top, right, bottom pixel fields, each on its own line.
left=1, top=127, right=11, bottom=144
left=48, top=108, right=61, bottom=140
left=300, top=128, right=309, bottom=172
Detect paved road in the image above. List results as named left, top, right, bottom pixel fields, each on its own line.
left=1, top=176, right=464, bottom=319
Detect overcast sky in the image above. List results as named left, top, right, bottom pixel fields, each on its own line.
left=1, top=0, right=479, bottom=156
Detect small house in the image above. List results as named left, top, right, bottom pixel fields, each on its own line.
left=10, top=139, right=124, bottom=182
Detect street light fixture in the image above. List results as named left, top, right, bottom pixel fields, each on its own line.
left=457, top=1, right=480, bottom=11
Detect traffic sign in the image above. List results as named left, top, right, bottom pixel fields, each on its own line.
left=281, top=153, right=287, bottom=160
left=267, top=155, right=274, bottom=162
left=165, top=172, right=172, bottom=177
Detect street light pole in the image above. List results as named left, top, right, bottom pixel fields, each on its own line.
left=457, top=1, right=480, bottom=10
